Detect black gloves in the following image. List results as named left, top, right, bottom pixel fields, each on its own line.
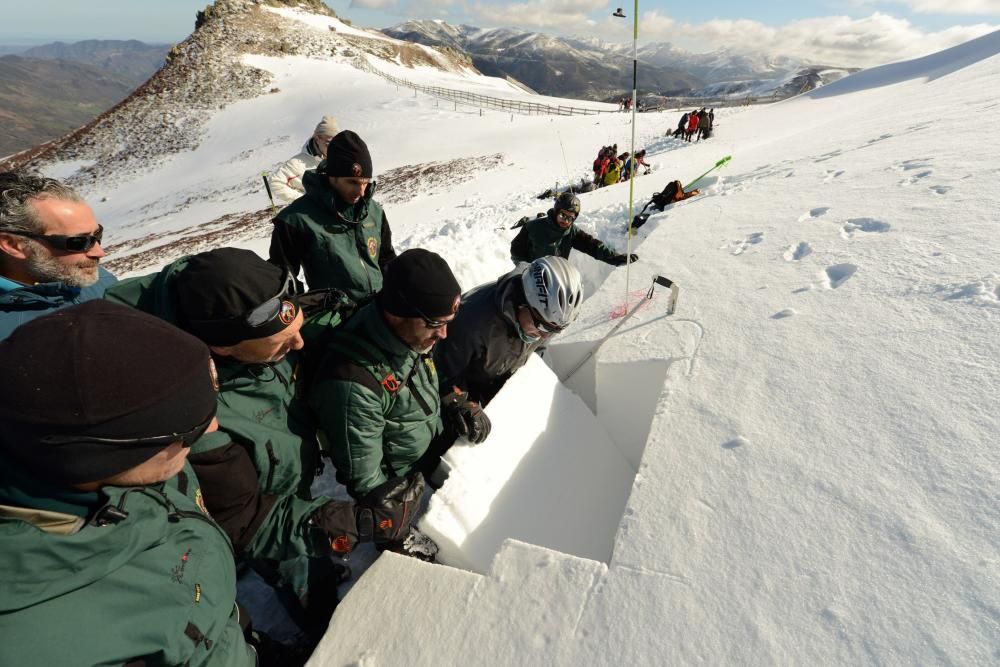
left=441, top=390, right=492, bottom=444
left=357, top=473, right=426, bottom=545
left=311, top=499, right=360, bottom=554
left=606, top=253, right=639, bottom=266
left=295, top=287, right=355, bottom=319
left=311, top=473, right=427, bottom=552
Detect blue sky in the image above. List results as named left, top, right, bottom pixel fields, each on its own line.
left=1, top=1, right=997, bottom=66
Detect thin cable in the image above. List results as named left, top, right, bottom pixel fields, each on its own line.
left=625, top=0, right=639, bottom=313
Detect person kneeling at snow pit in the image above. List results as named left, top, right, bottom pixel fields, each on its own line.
left=509, top=192, right=637, bottom=267
left=421, top=256, right=583, bottom=486
left=308, top=249, right=471, bottom=562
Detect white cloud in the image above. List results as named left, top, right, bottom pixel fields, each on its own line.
left=351, top=0, right=399, bottom=10
left=865, top=0, right=1000, bottom=14
left=470, top=0, right=609, bottom=30
left=630, top=11, right=999, bottom=67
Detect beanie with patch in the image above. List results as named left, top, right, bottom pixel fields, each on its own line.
left=317, top=130, right=372, bottom=179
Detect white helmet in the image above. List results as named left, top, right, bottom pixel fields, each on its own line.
left=521, top=256, right=584, bottom=330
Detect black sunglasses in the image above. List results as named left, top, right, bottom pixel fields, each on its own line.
left=520, top=306, right=564, bottom=335
left=556, top=210, right=577, bottom=223
left=403, top=296, right=452, bottom=329
left=2, top=224, right=104, bottom=253
left=40, top=412, right=215, bottom=449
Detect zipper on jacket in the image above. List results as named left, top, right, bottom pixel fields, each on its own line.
left=264, top=441, right=278, bottom=492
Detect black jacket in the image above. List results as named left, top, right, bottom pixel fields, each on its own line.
left=434, top=269, right=542, bottom=405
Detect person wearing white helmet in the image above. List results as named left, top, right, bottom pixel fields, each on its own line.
left=434, top=255, right=583, bottom=408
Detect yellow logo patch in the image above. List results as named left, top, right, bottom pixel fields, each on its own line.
left=367, top=236, right=378, bottom=258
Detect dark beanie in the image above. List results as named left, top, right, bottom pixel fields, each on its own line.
left=175, top=248, right=299, bottom=346
left=0, top=301, right=218, bottom=485
left=378, top=249, right=461, bottom=319
left=317, top=130, right=372, bottom=178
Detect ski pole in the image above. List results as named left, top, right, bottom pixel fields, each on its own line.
left=261, top=172, right=277, bottom=215
left=684, top=155, right=731, bottom=191
left=562, top=275, right=678, bottom=383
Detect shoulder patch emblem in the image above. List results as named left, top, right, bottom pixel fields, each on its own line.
left=367, top=236, right=378, bottom=258
left=424, top=357, right=436, bottom=375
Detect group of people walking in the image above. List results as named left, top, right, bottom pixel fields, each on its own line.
left=0, top=113, right=641, bottom=665
left=672, top=108, right=715, bottom=141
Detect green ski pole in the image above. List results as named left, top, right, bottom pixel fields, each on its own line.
left=684, top=155, right=731, bottom=191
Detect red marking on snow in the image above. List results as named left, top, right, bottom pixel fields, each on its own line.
left=609, top=290, right=654, bottom=319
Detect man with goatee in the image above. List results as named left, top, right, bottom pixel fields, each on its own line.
left=0, top=171, right=116, bottom=338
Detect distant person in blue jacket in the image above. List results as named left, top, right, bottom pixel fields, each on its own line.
left=0, top=172, right=116, bottom=339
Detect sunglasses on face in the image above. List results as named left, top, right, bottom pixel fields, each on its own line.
left=519, top=306, right=564, bottom=336
left=556, top=211, right=577, bottom=223
left=40, top=412, right=215, bottom=449
left=3, top=225, right=104, bottom=253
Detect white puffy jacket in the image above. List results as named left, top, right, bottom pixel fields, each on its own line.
left=271, top=140, right=323, bottom=203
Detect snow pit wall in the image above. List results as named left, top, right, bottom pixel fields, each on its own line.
left=419, top=351, right=668, bottom=573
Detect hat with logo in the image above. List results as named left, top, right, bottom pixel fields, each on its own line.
left=175, top=248, right=299, bottom=346
left=317, top=130, right=372, bottom=179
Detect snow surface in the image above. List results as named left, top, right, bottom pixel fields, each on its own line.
left=55, top=19, right=1000, bottom=665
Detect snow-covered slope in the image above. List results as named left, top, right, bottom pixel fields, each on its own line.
left=18, top=4, right=1000, bottom=662
left=310, top=29, right=1000, bottom=666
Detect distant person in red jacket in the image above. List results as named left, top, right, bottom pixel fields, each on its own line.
left=686, top=111, right=700, bottom=142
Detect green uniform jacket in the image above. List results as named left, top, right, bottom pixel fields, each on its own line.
left=509, top=209, right=618, bottom=264
left=0, top=460, right=254, bottom=667
left=270, top=170, right=396, bottom=303
left=310, top=302, right=442, bottom=498
left=105, top=259, right=330, bottom=563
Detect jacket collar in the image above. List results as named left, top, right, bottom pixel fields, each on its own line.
left=0, top=274, right=82, bottom=305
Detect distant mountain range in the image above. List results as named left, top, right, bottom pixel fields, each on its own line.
left=383, top=20, right=856, bottom=101
left=22, top=40, right=169, bottom=86
left=0, top=40, right=168, bottom=158
left=382, top=21, right=704, bottom=100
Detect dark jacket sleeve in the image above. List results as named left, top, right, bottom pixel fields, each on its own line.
left=269, top=218, right=304, bottom=277
left=434, top=332, right=480, bottom=398
left=188, top=434, right=330, bottom=561
left=572, top=228, right=617, bottom=261
left=378, top=209, right=396, bottom=269
left=187, top=439, right=278, bottom=554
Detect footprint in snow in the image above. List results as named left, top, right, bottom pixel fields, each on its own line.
left=898, top=169, right=933, bottom=187
left=892, top=158, right=934, bottom=172
left=771, top=309, right=797, bottom=319
left=929, top=185, right=952, bottom=195
left=824, top=263, right=858, bottom=289
left=783, top=242, right=812, bottom=261
left=730, top=232, right=764, bottom=255
left=822, top=169, right=845, bottom=182
left=722, top=436, right=750, bottom=449
left=797, top=207, right=830, bottom=222
left=841, top=217, right=890, bottom=238
left=865, top=133, right=892, bottom=145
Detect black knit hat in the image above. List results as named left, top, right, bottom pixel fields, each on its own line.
left=175, top=248, right=299, bottom=346
left=378, top=248, right=461, bottom=319
left=317, top=130, right=372, bottom=178
left=0, top=301, right=219, bottom=484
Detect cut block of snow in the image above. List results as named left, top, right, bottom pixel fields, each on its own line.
left=419, top=354, right=636, bottom=573
left=308, top=541, right=605, bottom=666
